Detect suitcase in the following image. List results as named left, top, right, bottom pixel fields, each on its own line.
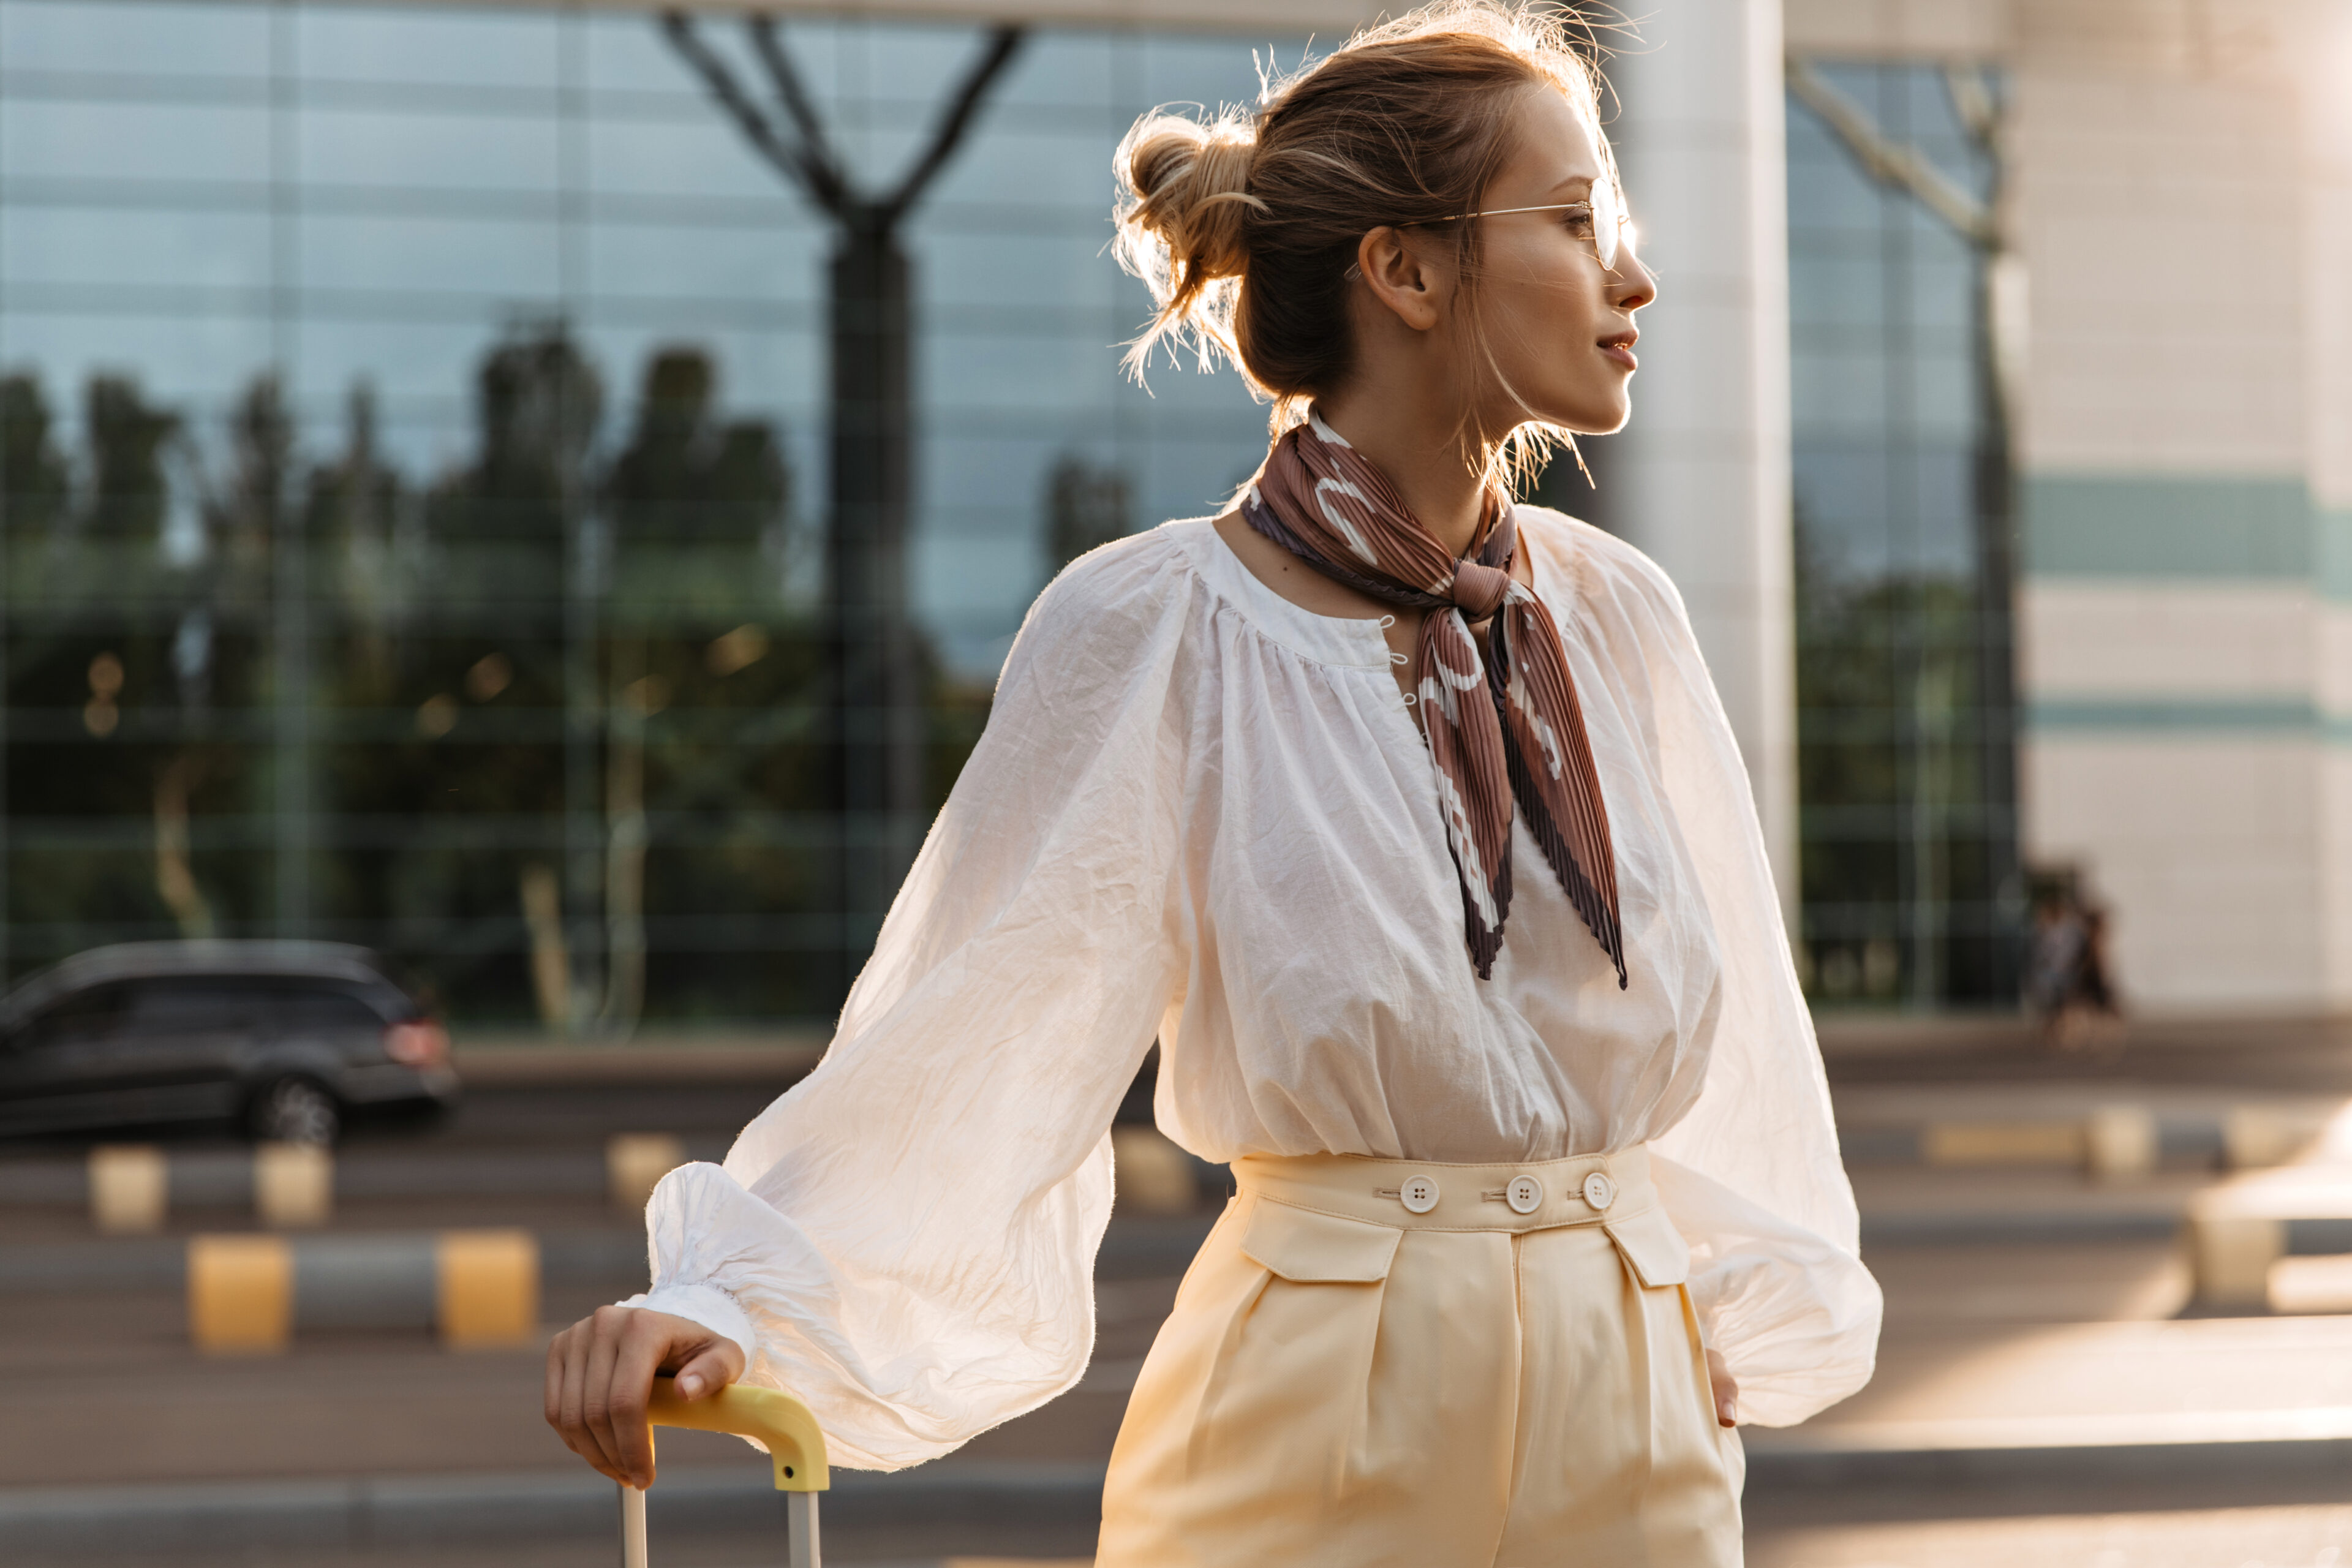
left=619, top=1376, right=829, bottom=1567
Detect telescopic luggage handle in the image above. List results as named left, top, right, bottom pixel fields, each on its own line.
left=619, top=1376, right=829, bottom=1568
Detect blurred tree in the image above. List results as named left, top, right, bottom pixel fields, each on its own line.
left=605, top=345, right=791, bottom=612
left=0, top=326, right=993, bottom=1024
left=83, top=377, right=178, bottom=546
left=305, top=383, right=412, bottom=703
left=441, top=320, right=603, bottom=563
left=0, top=374, right=72, bottom=543
left=1795, top=525, right=1997, bottom=1004
left=216, top=374, right=293, bottom=567
left=603, top=345, right=803, bottom=1026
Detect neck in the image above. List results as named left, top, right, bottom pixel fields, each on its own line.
left=1311, top=390, right=1491, bottom=559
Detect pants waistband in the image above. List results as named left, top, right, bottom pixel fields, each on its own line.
left=1231, top=1146, right=1655, bottom=1234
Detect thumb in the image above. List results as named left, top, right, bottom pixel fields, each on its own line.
left=669, top=1337, right=745, bottom=1402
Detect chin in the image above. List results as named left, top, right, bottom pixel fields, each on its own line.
left=1550, top=393, right=1631, bottom=436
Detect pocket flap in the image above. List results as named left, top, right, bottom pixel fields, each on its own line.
left=1241, top=1199, right=1402, bottom=1283
left=1604, top=1205, right=1691, bottom=1288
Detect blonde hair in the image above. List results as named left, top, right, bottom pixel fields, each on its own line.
left=1111, top=0, right=1620, bottom=483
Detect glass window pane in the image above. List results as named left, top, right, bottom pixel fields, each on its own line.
left=2, top=204, right=269, bottom=292
left=298, top=104, right=562, bottom=192
left=1, top=96, right=271, bottom=183
left=300, top=212, right=562, bottom=300
left=296, top=6, right=559, bottom=92
left=1, top=0, right=271, bottom=79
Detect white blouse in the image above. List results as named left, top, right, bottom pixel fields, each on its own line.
left=629, top=510, right=1881, bottom=1469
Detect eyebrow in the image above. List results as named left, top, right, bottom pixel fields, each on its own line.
left=1544, top=173, right=1597, bottom=195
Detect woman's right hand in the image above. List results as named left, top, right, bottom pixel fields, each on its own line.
left=545, top=1305, right=747, bottom=1488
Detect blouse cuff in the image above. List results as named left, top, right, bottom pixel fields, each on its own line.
left=623, top=1281, right=760, bottom=1374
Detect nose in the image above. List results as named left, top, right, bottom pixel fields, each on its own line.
left=1610, top=241, right=1658, bottom=312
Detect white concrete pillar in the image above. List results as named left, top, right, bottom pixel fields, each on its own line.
left=1605, top=0, right=1801, bottom=911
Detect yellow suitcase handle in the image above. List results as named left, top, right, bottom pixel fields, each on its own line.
left=647, top=1376, right=829, bottom=1493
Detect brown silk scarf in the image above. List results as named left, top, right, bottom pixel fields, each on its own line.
left=1242, top=410, right=1626, bottom=987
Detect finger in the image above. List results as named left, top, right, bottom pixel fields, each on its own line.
left=556, top=1319, right=600, bottom=1464
left=609, top=1318, right=669, bottom=1488
left=671, top=1338, right=743, bottom=1401
left=544, top=1325, right=573, bottom=1431
left=1704, top=1348, right=1737, bottom=1428
left=581, top=1309, right=631, bottom=1481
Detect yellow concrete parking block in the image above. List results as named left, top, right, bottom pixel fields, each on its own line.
left=89, top=1144, right=168, bottom=1234
left=437, top=1228, right=540, bottom=1349
left=607, top=1133, right=686, bottom=1214
left=254, top=1142, right=333, bottom=1228
left=189, top=1234, right=293, bottom=1354
left=1921, top=1121, right=2084, bottom=1168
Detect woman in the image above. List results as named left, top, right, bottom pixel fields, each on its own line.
left=548, top=4, right=1880, bottom=1561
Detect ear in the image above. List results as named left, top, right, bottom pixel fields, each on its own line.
left=1355, top=226, right=1447, bottom=333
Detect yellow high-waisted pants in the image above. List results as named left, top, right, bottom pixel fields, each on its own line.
left=1097, top=1146, right=1744, bottom=1567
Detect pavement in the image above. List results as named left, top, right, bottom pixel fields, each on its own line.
left=14, top=1013, right=2352, bottom=1563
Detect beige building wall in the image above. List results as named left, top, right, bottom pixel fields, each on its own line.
left=1796, top=0, right=2352, bottom=1011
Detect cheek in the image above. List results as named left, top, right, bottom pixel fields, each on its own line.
left=1486, top=266, right=1603, bottom=377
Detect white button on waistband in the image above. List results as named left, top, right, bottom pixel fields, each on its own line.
left=1399, top=1174, right=1441, bottom=1214
left=1506, top=1175, right=1544, bottom=1215
left=1583, top=1172, right=1616, bottom=1211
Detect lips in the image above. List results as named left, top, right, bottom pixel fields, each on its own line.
left=1597, top=330, right=1638, bottom=371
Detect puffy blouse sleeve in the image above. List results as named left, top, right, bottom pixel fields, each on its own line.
left=1596, top=534, right=1882, bottom=1428
left=626, top=537, right=1194, bottom=1470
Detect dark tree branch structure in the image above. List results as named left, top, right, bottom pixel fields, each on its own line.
left=745, top=18, right=851, bottom=213
left=661, top=11, right=1028, bottom=1000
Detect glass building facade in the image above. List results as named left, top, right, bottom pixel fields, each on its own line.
left=0, top=5, right=2023, bottom=1026
left=1785, top=62, right=2020, bottom=1009
left=0, top=0, right=1292, bottom=1028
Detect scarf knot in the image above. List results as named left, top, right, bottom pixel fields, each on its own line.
left=1240, top=411, right=1627, bottom=988
left=1449, top=559, right=1514, bottom=621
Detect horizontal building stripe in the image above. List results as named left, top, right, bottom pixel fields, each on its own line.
left=2327, top=508, right=2352, bottom=601
left=2023, top=472, right=2321, bottom=581
left=2026, top=695, right=2352, bottom=744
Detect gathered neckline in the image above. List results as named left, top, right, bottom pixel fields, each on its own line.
left=1162, top=512, right=1575, bottom=676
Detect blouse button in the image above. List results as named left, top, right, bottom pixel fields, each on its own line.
left=1399, top=1174, right=1441, bottom=1214
left=1506, top=1175, right=1544, bottom=1215
left=1583, top=1172, right=1616, bottom=1212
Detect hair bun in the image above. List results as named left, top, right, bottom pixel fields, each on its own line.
left=1119, top=109, right=1263, bottom=287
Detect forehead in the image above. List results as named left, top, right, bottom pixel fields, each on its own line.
left=1498, top=84, right=1608, bottom=190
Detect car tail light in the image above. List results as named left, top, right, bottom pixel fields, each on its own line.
left=384, top=1019, right=450, bottom=1068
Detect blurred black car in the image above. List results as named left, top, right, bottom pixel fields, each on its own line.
left=0, top=941, right=458, bottom=1144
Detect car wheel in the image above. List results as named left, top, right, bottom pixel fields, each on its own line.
left=248, top=1077, right=340, bottom=1146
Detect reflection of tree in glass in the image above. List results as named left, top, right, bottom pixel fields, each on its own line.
left=1795, top=517, right=2000, bottom=1007
left=1, top=375, right=72, bottom=539
left=305, top=384, right=413, bottom=701
left=1042, top=453, right=1133, bottom=581
left=606, top=349, right=788, bottom=549
left=431, top=320, right=601, bottom=584
left=83, top=377, right=179, bottom=545
left=215, top=374, right=292, bottom=568
left=0, top=326, right=990, bottom=1025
